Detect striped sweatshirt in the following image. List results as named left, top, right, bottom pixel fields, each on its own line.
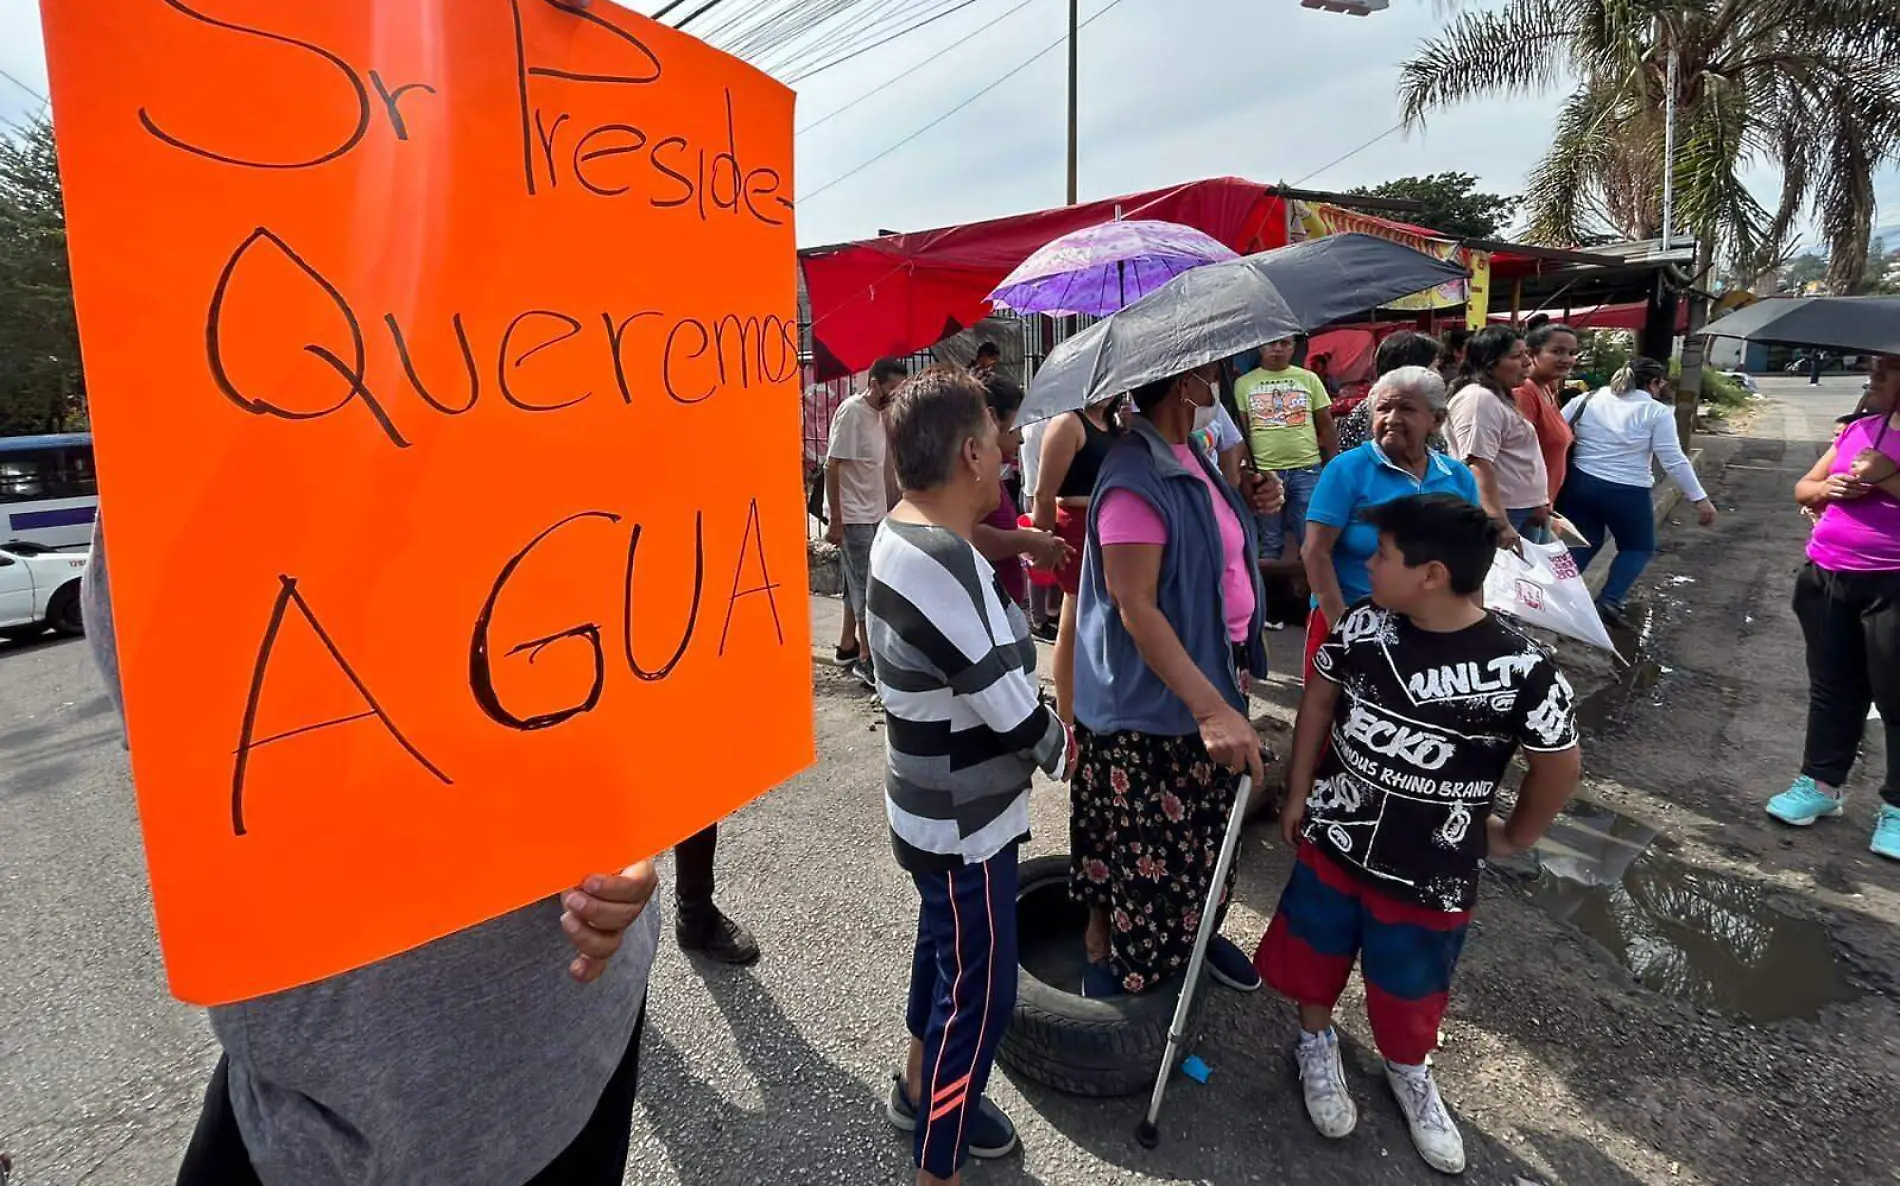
left=866, top=518, right=1070, bottom=871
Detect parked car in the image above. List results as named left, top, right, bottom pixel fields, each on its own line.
left=0, top=540, right=88, bottom=640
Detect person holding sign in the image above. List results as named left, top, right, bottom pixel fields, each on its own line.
left=82, top=517, right=661, bottom=1186
left=866, top=366, right=1074, bottom=1185
left=41, top=0, right=811, bottom=1180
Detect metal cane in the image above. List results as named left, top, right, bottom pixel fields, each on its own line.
left=1134, top=773, right=1253, bottom=1149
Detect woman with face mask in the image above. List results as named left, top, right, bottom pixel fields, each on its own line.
left=1068, top=364, right=1272, bottom=998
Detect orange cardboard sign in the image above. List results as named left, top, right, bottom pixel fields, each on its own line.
left=41, top=0, right=812, bottom=1005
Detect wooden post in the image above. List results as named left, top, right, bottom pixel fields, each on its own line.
left=1066, top=0, right=1078, bottom=205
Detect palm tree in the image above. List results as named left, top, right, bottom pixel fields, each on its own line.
left=1397, top=1, right=1900, bottom=294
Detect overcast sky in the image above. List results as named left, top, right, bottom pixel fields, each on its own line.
left=6, top=0, right=1897, bottom=250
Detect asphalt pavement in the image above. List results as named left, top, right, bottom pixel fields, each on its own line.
left=2, top=375, right=1894, bottom=1185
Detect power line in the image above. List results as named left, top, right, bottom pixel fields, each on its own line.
left=772, top=0, right=931, bottom=77
left=1287, top=121, right=1403, bottom=188
left=687, top=0, right=997, bottom=87
left=777, top=0, right=969, bottom=79
left=0, top=68, right=48, bottom=106
left=802, top=0, right=1136, bottom=203
left=796, top=0, right=1038, bottom=134
left=673, top=0, right=732, bottom=29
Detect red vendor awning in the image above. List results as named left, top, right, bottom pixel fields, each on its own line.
left=800, top=177, right=1288, bottom=380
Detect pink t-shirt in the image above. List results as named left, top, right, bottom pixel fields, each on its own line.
left=1097, top=443, right=1256, bottom=641
left=1810, top=414, right=1900, bottom=572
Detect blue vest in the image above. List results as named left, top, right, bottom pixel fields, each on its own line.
left=1073, top=417, right=1269, bottom=737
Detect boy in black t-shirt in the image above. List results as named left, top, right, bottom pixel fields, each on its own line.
left=1254, top=494, right=1581, bottom=1176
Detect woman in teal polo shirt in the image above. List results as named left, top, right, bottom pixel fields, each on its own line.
left=1299, top=365, right=1481, bottom=674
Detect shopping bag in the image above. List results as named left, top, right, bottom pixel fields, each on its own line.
left=1484, top=539, right=1617, bottom=653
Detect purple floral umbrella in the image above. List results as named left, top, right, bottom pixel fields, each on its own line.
left=987, top=219, right=1240, bottom=317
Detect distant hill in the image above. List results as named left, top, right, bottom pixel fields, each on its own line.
left=1795, top=224, right=1900, bottom=256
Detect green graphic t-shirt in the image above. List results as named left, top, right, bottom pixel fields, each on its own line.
left=1237, top=365, right=1332, bottom=471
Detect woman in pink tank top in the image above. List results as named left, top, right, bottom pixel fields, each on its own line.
left=1767, top=354, right=1900, bottom=861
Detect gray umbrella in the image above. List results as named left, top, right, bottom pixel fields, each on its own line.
left=1020, top=232, right=1470, bottom=423
left=1700, top=295, right=1900, bottom=355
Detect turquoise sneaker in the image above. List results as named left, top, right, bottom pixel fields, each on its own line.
left=1872, top=806, right=1900, bottom=861
left=1766, top=775, right=1844, bottom=826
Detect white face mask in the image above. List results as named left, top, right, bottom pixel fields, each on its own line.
left=1186, top=374, right=1219, bottom=433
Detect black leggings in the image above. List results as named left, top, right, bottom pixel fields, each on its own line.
left=175, top=1005, right=645, bottom=1186
left=1795, top=562, right=1900, bottom=804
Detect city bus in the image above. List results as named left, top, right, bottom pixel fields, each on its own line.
left=0, top=433, right=99, bottom=551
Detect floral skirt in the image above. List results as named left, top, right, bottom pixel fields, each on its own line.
left=1069, top=724, right=1242, bottom=994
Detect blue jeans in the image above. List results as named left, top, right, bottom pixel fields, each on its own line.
left=905, top=844, right=1019, bottom=1177
left=1556, top=468, right=1656, bottom=606
left=1257, top=465, right=1322, bottom=562
left=1507, top=506, right=1555, bottom=545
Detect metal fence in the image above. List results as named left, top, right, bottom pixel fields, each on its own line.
left=799, top=310, right=1100, bottom=538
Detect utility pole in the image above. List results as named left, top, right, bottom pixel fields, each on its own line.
left=1660, top=42, right=1678, bottom=249
left=1066, top=0, right=1078, bottom=204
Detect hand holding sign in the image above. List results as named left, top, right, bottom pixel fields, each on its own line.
left=562, top=860, right=658, bottom=983
left=43, top=0, right=812, bottom=1004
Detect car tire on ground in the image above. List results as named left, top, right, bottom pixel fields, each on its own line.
left=998, top=854, right=1209, bottom=1099
left=47, top=583, right=84, bottom=637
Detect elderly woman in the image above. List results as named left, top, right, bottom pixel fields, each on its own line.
left=866, top=365, right=1072, bottom=1183
left=1445, top=325, right=1547, bottom=550
left=1300, top=366, right=1481, bottom=675
left=1557, top=356, right=1718, bottom=626
left=1070, top=364, right=1274, bottom=997
left=1335, top=330, right=1445, bottom=454
left=1768, top=353, right=1900, bottom=862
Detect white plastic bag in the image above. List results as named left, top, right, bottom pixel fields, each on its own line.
left=1483, top=539, right=1617, bottom=652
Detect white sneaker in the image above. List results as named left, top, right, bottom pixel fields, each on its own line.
left=1293, top=1029, right=1357, bottom=1139
left=1384, top=1060, right=1465, bottom=1174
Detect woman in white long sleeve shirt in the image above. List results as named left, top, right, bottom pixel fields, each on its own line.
left=1556, top=355, right=1718, bottom=625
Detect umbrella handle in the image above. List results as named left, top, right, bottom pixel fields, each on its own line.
left=1219, top=358, right=1261, bottom=476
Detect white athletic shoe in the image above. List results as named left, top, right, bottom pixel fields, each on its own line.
left=1293, top=1029, right=1358, bottom=1139
left=1385, top=1060, right=1466, bottom=1174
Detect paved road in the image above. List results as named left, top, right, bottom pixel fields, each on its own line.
left=2, top=376, right=1894, bottom=1185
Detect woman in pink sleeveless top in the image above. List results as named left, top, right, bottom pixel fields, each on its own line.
left=1767, top=354, right=1900, bottom=861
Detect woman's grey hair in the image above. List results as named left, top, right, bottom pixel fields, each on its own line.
left=1367, top=364, right=1448, bottom=412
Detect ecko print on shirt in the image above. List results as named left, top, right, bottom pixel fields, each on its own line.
left=1307, top=602, right=1579, bottom=912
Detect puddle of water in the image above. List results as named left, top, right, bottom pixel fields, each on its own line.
left=1576, top=656, right=1665, bottom=731
left=1576, top=600, right=1680, bottom=730
left=1512, top=801, right=1865, bottom=1022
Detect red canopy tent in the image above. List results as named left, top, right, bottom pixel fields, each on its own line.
left=1492, top=300, right=1690, bottom=333
left=799, top=177, right=1288, bottom=381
